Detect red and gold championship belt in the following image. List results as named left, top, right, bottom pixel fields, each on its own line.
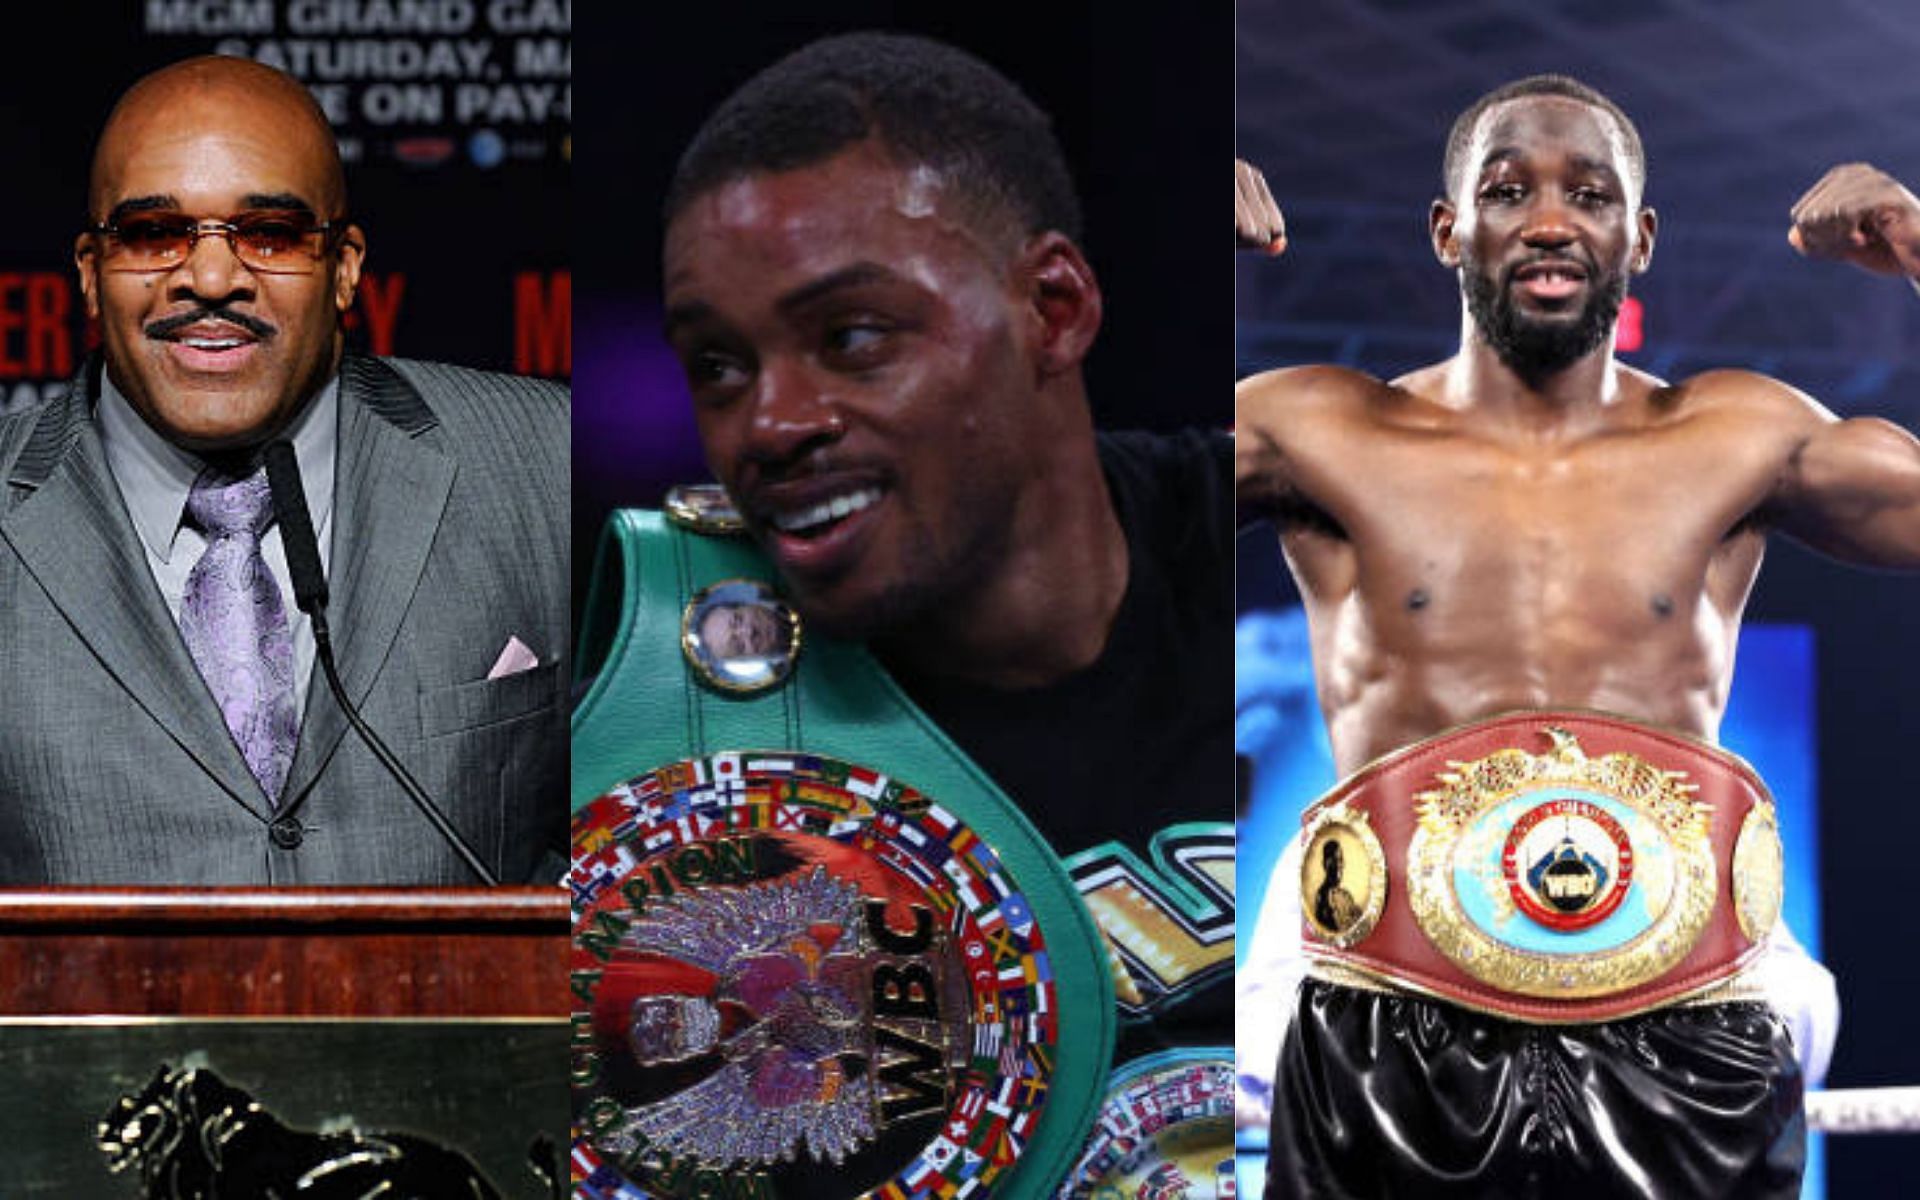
left=1297, top=711, right=1785, bottom=1023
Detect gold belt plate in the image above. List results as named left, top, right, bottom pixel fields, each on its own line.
left=1406, top=727, right=1718, bottom=999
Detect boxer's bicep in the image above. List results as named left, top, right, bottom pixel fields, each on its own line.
left=1776, top=416, right=1920, bottom=567
left=1235, top=376, right=1299, bottom=525
left=1236, top=365, right=1377, bottom=531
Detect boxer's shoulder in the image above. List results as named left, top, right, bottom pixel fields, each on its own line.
left=1237, top=364, right=1401, bottom=432
left=1239, top=363, right=1388, bottom=401
left=1661, top=368, right=1831, bottom=434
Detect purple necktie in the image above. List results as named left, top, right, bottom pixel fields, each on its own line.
left=179, top=467, right=298, bottom=803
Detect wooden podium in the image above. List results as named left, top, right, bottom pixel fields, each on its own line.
left=0, top=885, right=567, bottom=1016
left=0, top=887, right=570, bottom=1197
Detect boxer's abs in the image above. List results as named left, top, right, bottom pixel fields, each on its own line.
left=1293, top=523, right=1753, bottom=775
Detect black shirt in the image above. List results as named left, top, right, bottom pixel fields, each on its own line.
left=888, top=429, right=1235, bottom=1060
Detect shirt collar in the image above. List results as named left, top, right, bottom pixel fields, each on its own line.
left=98, top=372, right=340, bottom=564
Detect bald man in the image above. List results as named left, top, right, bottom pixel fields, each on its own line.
left=0, top=56, right=569, bottom=884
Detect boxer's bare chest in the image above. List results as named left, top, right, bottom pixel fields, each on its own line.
left=1275, top=398, right=1782, bottom=763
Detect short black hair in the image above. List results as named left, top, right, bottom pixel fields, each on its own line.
left=1442, top=74, right=1646, bottom=202
left=665, top=31, right=1082, bottom=243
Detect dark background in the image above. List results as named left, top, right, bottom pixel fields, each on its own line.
left=1236, top=0, right=1920, bottom=1191
left=572, top=5, right=1228, bottom=620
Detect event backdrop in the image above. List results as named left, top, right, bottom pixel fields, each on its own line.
left=0, top=0, right=570, bottom=423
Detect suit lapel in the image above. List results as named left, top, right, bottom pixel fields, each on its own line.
left=282, top=357, right=453, bottom=803
left=0, top=376, right=268, bottom=814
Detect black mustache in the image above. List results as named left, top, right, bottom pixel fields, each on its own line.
left=144, top=307, right=277, bottom=341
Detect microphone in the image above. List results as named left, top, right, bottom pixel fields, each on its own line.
left=263, top=442, right=327, bottom=613
left=262, top=441, right=501, bottom=887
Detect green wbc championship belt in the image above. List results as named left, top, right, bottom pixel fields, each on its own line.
left=570, top=494, right=1115, bottom=1200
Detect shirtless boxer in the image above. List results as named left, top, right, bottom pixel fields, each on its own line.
left=1235, top=74, right=1920, bottom=1198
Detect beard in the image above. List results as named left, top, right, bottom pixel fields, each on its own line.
left=1461, top=248, right=1628, bottom=379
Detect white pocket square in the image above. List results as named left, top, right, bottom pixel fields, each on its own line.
left=487, top=635, right=541, bottom=680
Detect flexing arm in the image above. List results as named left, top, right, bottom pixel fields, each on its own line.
left=1773, top=409, right=1920, bottom=568
left=1236, top=371, right=1297, bottom=526
left=1236, top=365, right=1380, bottom=530
left=1769, top=166, right=1920, bottom=565
left=1236, top=159, right=1294, bottom=525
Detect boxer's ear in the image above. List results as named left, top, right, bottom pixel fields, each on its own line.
left=1632, top=206, right=1658, bottom=274
left=1019, top=231, right=1103, bottom=378
left=1432, top=198, right=1460, bottom=268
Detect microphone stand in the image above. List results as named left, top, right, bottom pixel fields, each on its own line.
left=264, top=440, right=500, bottom=887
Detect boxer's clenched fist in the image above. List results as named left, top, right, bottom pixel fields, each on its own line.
left=1789, top=162, right=1920, bottom=280
left=1236, top=159, right=1287, bottom=255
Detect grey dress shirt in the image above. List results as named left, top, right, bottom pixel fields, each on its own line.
left=96, top=375, right=337, bottom=714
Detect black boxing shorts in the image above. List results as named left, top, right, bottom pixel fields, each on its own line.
left=1264, top=979, right=1805, bottom=1200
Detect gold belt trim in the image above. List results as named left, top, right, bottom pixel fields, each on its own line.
left=1295, top=710, right=1785, bottom=1023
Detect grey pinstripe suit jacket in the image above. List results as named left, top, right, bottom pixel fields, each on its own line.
left=0, top=355, right=569, bottom=884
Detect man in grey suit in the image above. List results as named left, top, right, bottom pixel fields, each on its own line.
left=0, top=56, right=568, bottom=884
